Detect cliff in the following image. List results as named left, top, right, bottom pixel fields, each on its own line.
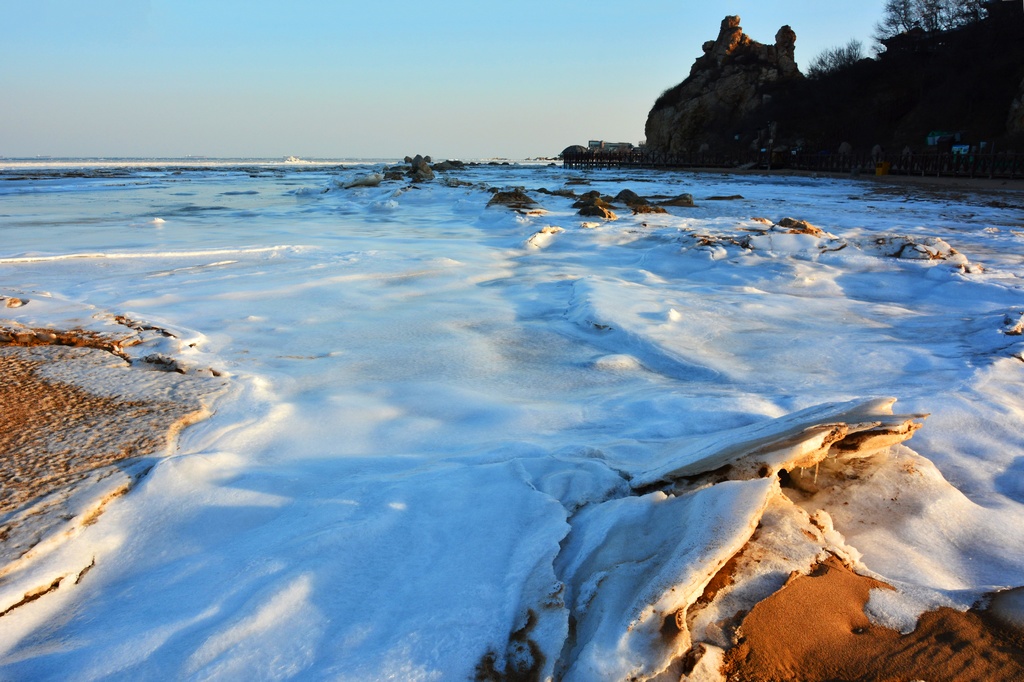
left=644, top=16, right=801, bottom=155
left=645, top=8, right=1024, bottom=155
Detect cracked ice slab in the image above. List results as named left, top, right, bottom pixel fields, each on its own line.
left=626, top=397, right=928, bottom=489
left=554, top=477, right=775, bottom=681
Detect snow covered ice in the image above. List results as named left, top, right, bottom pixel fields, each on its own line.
left=1, top=161, right=1023, bottom=679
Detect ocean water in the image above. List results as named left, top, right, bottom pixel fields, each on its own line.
left=1, top=160, right=1023, bottom=679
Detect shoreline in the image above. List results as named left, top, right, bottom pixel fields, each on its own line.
left=673, top=165, right=1024, bottom=193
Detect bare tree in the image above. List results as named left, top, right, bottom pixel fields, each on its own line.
left=874, top=0, right=988, bottom=46
left=874, top=0, right=917, bottom=41
left=806, top=40, right=865, bottom=79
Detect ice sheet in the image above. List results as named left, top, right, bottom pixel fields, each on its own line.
left=2, top=163, right=1024, bottom=679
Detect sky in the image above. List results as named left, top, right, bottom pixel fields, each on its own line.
left=0, top=1, right=888, bottom=159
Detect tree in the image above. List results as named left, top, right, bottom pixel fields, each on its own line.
left=805, top=40, right=865, bottom=79
left=873, top=0, right=988, bottom=47
left=875, top=0, right=917, bottom=41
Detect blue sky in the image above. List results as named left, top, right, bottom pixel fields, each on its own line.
left=1, top=1, right=886, bottom=159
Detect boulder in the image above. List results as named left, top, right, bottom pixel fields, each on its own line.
left=411, top=161, right=435, bottom=182
left=614, top=189, right=644, bottom=205
left=578, top=205, right=618, bottom=220
left=614, top=189, right=668, bottom=214
left=661, top=193, right=696, bottom=207
left=488, top=188, right=538, bottom=210
left=644, top=16, right=803, bottom=154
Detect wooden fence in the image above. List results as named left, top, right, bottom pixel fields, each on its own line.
left=562, top=149, right=1024, bottom=179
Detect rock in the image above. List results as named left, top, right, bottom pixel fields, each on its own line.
left=432, top=159, right=465, bottom=172
left=342, top=172, right=383, bottom=189
left=404, top=156, right=413, bottom=163
left=424, top=156, right=432, bottom=163
left=776, top=217, right=823, bottom=236
left=411, top=160, right=434, bottom=182
left=706, top=195, right=744, bottom=200
left=614, top=189, right=667, bottom=214
left=661, top=193, right=696, bottom=207
left=572, top=192, right=614, bottom=211
left=487, top=188, right=538, bottom=210
left=631, top=204, right=668, bottom=215
left=614, top=189, right=644, bottom=205
left=644, top=16, right=803, bottom=154
left=383, top=171, right=405, bottom=181
left=578, top=205, right=618, bottom=220
left=4, top=297, right=27, bottom=308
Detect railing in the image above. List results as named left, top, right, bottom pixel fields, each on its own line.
left=562, top=149, right=1024, bottom=179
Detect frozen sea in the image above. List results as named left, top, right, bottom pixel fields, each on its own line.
left=1, top=159, right=1023, bottom=680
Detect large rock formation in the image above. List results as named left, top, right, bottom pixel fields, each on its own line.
left=645, top=16, right=802, bottom=154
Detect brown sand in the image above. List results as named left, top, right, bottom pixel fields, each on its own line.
left=723, top=555, right=1024, bottom=681
left=0, top=345, right=207, bottom=517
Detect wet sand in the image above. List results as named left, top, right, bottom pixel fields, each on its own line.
left=723, top=555, right=1024, bottom=681
left=0, top=338, right=221, bottom=569
left=0, top=347, right=205, bottom=516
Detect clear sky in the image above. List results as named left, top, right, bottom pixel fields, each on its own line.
left=1, top=1, right=887, bottom=159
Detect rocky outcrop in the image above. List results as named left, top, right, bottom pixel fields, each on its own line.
left=644, top=16, right=802, bottom=154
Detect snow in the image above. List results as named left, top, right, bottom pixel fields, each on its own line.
left=1, top=163, right=1024, bottom=679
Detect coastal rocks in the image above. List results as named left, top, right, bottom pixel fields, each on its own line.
left=613, top=189, right=667, bottom=215
left=661, top=193, right=696, bottom=207
left=577, top=205, right=618, bottom=220
left=3, top=297, right=27, bottom=308
left=644, top=16, right=802, bottom=154
left=863, top=235, right=971, bottom=265
left=392, top=155, right=468, bottom=182
left=341, top=172, right=383, bottom=189
left=488, top=188, right=539, bottom=210
left=573, top=192, right=618, bottom=220
left=410, top=155, right=435, bottom=182
left=431, top=159, right=466, bottom=172
left=775, top=217, right=823, bottom=236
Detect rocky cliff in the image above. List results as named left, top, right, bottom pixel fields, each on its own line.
left=644, top=7, right=1024, bottom=155
left=644, top=16, right=801, bottom=155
